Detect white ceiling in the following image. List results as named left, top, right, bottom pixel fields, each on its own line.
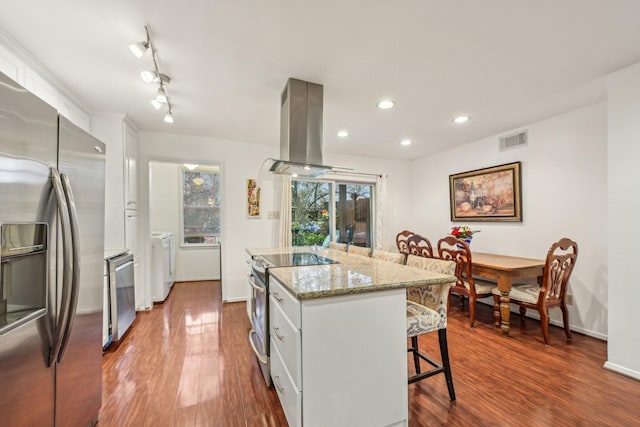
left=1, top=1, right=639, bottom=160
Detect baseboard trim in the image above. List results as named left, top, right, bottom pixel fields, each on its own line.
left=603, top=361, right=640, bottom=381
left=224, top=296, right=248, bottom=303
left=476, top=298, right=607, bottom=341
left=176, top=276, right=221, bottom=281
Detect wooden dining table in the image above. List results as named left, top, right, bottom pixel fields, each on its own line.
left=471, top=252, right=546, bottom=335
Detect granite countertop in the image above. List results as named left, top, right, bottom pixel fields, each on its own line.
left=247, top=246, right=456, bottom=300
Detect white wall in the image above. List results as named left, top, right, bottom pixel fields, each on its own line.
left=149, top=161, right=221, bottom=281
left=138, top=132, right=414, bottom=303
left=606, top=62, right=640, bottom=380
left=139, top=132, right=277, bottom=302
left=411, top=102, right=608, bottom=340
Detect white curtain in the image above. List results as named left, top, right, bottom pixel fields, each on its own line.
left=375, top=173, right=388, bottom=250
left=278, top=175, right=292, bottom=247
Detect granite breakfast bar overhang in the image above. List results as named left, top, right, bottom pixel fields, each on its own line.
left=246, top=247, right=456, bottom=427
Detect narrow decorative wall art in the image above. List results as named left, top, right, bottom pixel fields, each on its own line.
left=247, top=179, right=261, bottom=218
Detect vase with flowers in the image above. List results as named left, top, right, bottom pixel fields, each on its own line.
left=451, top=225, right=480, bottom=247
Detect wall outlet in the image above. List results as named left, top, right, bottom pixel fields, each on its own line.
left=268, top=210, right=280, bottom=220
left=566, top=294, right=573, bottom=305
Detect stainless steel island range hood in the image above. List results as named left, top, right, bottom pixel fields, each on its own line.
left=269, top=78, right=345, bottom=178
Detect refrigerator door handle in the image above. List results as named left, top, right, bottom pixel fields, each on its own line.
left=57, top=173, right=81, bottom=363
left=48, top=167, right=74, bottom=367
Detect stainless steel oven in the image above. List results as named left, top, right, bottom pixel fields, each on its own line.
left=248, top=257, right=270, bottom=385
left=248, top=251, right=338, bottom=386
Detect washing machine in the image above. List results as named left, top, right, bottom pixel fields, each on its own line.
left=151, top=232, right=176, bottom=302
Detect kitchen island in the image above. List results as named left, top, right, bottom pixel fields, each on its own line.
left=246, top=246, right=456, bottom=427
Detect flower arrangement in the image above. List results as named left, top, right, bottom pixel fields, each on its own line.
left=451, top=225, right=480, bottom=240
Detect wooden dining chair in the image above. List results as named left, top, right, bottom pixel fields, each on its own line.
left=437, top=236, right=495, bottom=327
left=395, top=230, right=414, bottom=255
left=405, top=254, right=457, bottom=400
left=407, top=233, right=434, bottom=258
left=371, top=249, right=406, bottom=264
left=329, top=241, right=347, bottom=252
left=347, top=245, right=372, bottom=257
left=492, top=238, right=578, bottom=345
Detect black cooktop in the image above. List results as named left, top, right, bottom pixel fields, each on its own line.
left=261, top=252, right=338, bottom=267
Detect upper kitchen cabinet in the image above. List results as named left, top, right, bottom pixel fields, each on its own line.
left=124, top=122, right=139, bottom=210
left=91, top=114, right=138, bottom=250
left=0, top=43, right=23, bottom=84
left=0, top=42, right=90, bottom=132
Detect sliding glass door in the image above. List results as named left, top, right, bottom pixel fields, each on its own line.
left=291, top=179, right=374, bottom=247
left=334, top=183, right=373, bottom=248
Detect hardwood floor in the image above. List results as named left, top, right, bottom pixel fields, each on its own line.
left=100, top=281, right=640, bottom=426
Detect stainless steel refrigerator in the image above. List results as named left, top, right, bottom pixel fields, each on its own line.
left=0, top=71, right=105, bottom=426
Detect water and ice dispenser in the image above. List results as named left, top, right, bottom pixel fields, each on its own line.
left=0, top=223, right=48, bottom=335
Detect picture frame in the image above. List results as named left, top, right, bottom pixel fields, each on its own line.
left=449, top=162, right=522, bottom=222
left=247, top=179, right=261, bottom=218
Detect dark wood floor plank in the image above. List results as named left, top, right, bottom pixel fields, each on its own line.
left=100, top=282, right=640, bottom=427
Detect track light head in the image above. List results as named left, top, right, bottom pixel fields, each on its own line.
left=140, top=70, right=155, bottom=83
left=151, top=99, right=162, bottom=110
left=164, top=110, right=174, bottom=123
left=140, top=71, right=171, bottom=84
left=129, top=41, right=149, bottom=58
left=156, top=87, right=167, bottom=103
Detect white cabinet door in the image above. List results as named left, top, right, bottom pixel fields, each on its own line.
left=123, top=122, right=138, bottom=209
left=125, top=211, right=139, bottom=257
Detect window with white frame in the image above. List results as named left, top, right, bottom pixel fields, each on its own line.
left=180, top=166, right=221, bottom=246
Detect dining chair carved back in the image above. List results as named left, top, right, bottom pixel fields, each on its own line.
left=407, top=233, right=434, bottom=258
left=395, top=230, right=414, bottom=255
left=404, top=254, right=457, bottom=400
left=437, top=236, right=494, bottom=327
left=492, top=238, right=578, bottom=345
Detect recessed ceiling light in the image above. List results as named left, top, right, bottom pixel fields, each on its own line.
left=377, top=99, right=395, bottom=110
left=453, top=115, right=470, bottom=124
left=400, top=139, right=412, bottom=146
left=337, top=130, right=349, bottom=138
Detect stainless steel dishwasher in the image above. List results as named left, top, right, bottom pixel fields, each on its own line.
left=106, top=252, right=135, bottom=342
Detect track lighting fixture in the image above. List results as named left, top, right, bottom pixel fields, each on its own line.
left=130, top=25, right=175, bottom=123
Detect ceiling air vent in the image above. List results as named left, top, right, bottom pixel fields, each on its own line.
left=499, top=131, right=528, bottom=151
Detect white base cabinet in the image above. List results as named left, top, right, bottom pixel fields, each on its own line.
left=269, top=277, right=409, bottom=427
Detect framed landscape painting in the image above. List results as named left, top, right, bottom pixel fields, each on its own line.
left=449, top=162, right=522, bottom=222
